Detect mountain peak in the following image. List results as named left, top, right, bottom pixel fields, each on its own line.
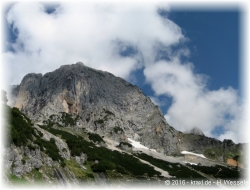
left=10, top=62, right=180, bottom=155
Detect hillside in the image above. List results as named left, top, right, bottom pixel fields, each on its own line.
left=3, top=104, right=246, bottom=187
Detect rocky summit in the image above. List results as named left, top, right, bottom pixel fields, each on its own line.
left=3, top=62, right=247, bottom=187
left=11, top=62, right=180, bottom=155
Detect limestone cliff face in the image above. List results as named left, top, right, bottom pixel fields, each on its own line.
left=11, top=62, right=180, bottom=155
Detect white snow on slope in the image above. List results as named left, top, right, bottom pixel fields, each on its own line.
left=183, top=161, right=198, bottom=165
left=128, top=138, right=149, bottom=150
left=181, top=151, right=206, bottom=158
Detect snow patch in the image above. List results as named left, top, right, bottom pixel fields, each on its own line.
left=183, top=161, right=198, bottom=165
left=181, top=151, right=206, bottom=158
left=128, top=138, right=149, bottom=150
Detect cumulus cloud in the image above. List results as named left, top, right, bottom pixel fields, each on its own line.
left=144, top=59, right=246, bottom=143
left=149, top=96, right=165, bottom=107
left=2, top=1, right=246, bottom=143
left=3, top=1, right=183, bottom=85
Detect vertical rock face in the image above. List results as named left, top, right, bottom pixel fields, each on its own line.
left=11, top=62, right=180, bottom=155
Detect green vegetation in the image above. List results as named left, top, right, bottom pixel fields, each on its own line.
left=119, top=142, right=132, bottom=148
left=113, top=126, right=124, bottom=134
left=135, top=153, right=205, bottom=179
left=60, top=112, right=77, bottom=126
left=64, top=159, right=94, bottom=180
left=223, top=151, right=241, bottom=163
left=94, top=119, right=104, bottom=124
left=60, top=160, right=66, bottom=168
left=34, top=137, right=64, bottom=163
left=102, top=109, right=115, bottom=121
left=204, top=146, right=242, bottom=163
left=21, top=159, right=26, bottom=165
left=27, top=169, right=43, bottom=182
left=204, top=147, right=223, bottom=160
left=38, top=126, right=90, bottom=157
left=38, top=126, right=70, bottom=140
left=5, top=105, right=162, bottom=182
left=49, top=114, right=56, bottom=119
left=33, top=129, right=43, bottom=138
left=42, top=119, right=55, bottom=128
left=8, top=174, right=28, bottom=184
left=190, top=164, right=241, bottom=179
left=27, top=144, right=36, bottom=151
left=39, top=126, right=160, bottom=177
left=88, top=133, right=104, bottom=143
left=4, top=106, right=67, bottom=166
left=6, top=105, right=242, bottom=183
left=91, top=160, right=116, bottom=173
left=7, top=106, right=34, bottom=147
left=89, top=149, right=160, bottom=177
left=104, top=109, right=114, bottom=116
left=47, top=112, right=79, bottom=127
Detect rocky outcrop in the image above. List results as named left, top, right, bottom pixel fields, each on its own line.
left=74, top=153, right=87, bottom=165
left=11, top=62, right=180, bottom=155
left=94, top=173, right=108, bottom=186
left=34, top=125, right=71, bottom=160
left=5, top=145, right=43, bottom=177
left=54, top=168, right=69, bottom=186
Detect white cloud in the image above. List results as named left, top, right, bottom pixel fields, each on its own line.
left=144, top=60, right=246, bottom=143
left=149, top=96, right=168, bottom=107
left=2, top=1, right=246, bottom=143
left=3, top=1, right=183, bottom=86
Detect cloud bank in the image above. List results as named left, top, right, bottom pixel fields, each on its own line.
left=2, top=2, right=246, bottom=143
left=4, top=1, right=183, bottom=83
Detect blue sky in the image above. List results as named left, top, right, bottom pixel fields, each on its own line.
left=168, top=10, right=240, bottom=91
left=2, top=2, right=247, bottom=143
left=131, top=10, right=241, bottom=130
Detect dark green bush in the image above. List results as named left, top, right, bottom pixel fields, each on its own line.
left=104, top=109, right=114, bottom=116
left=94, top=119, right=104, bottom=124
left=40, top=127, right=160, bottom=177
left=135, top=153, right=205, bottom=179
left=60, top=160, right=66, bottom=168
left=91, top=160, right=115, bottom=173
left=88, top=133, right=104, bottom=143
left=34, top=138, right=63, bottom=161
left=87, top=153, right=102, bottom=161
left=190, top=165, right=241, bottom=179
left=27, top=144, right=36, bottom=151
left=119, top=142, right=132, bottom=148
left=113, top=126, right=124, bottom=134
left=32, top=129, right=43, bottom=138
left=60, top=112, right=77, bottom=126
left=115, top=165, right=128, bottom=174
left=22, top=159, right=26, bottom=165
left=8, top=107, right=34, bottom=147
left=49, top=114, right=56, bottom=119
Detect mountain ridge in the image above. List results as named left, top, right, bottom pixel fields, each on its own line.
left=2, top=62, right=247, bottom=186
